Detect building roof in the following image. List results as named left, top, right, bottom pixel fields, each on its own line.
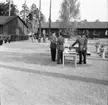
left=77, top=22, right=108, bottom=29
left=0, top=16, right=15, bottom=25
left=41, top=22, right=60, bottom=29
left=41, top=22, right=108, bottom=29
left=0, top=16, right=28, bottom=27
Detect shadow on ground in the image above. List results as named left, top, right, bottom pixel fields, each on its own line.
left=0, top=64, right=108, bottom=86
left=0, top=52, right=92, bottom=68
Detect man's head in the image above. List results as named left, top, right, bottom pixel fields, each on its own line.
left=82, top=34, right=86, bottom=38
left=77, top=35, right=81, bottom=39
left=57, top=30, right=62, bottom=37
left=52, top=32, right=56, bottom=37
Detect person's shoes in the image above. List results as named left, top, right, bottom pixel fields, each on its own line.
left=77, top=62, right=82, bottom=64
left=57, top=62, right=60, bottom=64
left=82, top=60, right=86, bottom=64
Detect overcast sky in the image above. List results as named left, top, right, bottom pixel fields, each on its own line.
left=1, top=0, right=108, bottom=22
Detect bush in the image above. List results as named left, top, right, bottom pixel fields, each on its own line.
left=9, top=35, right=29, bottom=42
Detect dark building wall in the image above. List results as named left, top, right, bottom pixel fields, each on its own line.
left=3, top=24, right=8, bottom=34
left=2, top=17, right=28, bottom=35
left=87, top=29, right=108, bottom=38
left=88, top=29, right=94, bottom=38
left=41, top=28, right=59, bottom=35
left=97, top=29, right=108, bottom=38
left=17, top=18, right=28, bottom=35
left=18, top=18, right=24, bottom=35
left=0, top=17, right=29, bottom=42
left=41, top=27, right=108, bottom=38
left=0, top=25, right=3, bottom=34
left=51, top=29, right=59, bottom=33
left=9, top=18, right=17, bottom=34
left=23, top=24, right=27, bottom=35
left=77, top=29, right=108, bottom=38
left=77, top=29, right=93, bottom=38
left=3, top=18, right=17, bottom=35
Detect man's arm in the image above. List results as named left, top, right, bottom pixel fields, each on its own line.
left=69, top=39, right=78, bottom=49
left=56, top=37, right=60, bottom=49
left=50, top=36, right=57, bottom=44
left=72, top=40, right=78, bottom=47
left=83, top=38, right=88, bottom=50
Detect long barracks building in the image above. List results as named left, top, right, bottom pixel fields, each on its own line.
left=41, top=22, right=108, bottom=38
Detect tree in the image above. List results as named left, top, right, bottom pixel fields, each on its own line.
left=20, top=2, right=29, bottom=22
left=56, top=20, right=60, bottom=22
left=28, top=3, right=45, bottom=22
left=27, top=3, right=45, bottom=33
left=0, top=2, right=19, bottom=16
left=95, top=19, right=100, bottom=22
left=10, top=4, right=19, bottom=16
left=27, top=3, right=39, bottom=33
left=59, top=0, right=80, bottom=37
left=0, top=3, right=6, bottom=15
left=83, top=19, right=87, bottom=22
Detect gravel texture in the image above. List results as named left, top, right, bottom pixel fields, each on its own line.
left=0, top=39, right=108, bottom=105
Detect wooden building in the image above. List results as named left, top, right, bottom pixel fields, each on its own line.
left=41, top=22, right=108, bottom=38
left=0, top=16, right=28, bottom=41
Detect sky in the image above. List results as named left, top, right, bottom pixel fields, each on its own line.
left=0, top=0, right=108, bottom=22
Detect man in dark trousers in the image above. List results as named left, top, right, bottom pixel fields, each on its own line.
left=69, top=34, right=88, bottom=64
left=57, top=31, right=64, bottom=64
left=50, top=32, right=57, bottom=61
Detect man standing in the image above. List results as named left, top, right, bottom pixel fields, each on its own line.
left=50, top=32, right=57, bottom=61
left=69, top=34, right=88, bottom=64
left=57, top=31, right=64, bottom=64
left=82, top=34, right=88, bottom=64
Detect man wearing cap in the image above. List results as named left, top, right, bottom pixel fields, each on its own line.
left=57, top=31, right=64, bottom=64
left=69, top=34, right=88, bottom=64
left=50, top=32, right=57, bottom=61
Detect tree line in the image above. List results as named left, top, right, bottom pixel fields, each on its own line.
left=0, top=0, right=81, bottom=38
left=59, top=0, right=80, bottom=37
left=0, top=2, right=45, bottom=33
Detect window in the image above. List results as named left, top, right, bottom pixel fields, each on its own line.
left=93, top=30, right=99, bottom=38
left=93, top=30, right=99, bottom=35
left=105, top=30, right=108, bottom=36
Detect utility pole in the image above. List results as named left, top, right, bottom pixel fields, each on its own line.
left=24, top=0, right=26, bottom=23
left=9, top=0, right=11, bottom=16
left=48, top=0, right=52, bottom=38
left=38, top=0, right=41, bottom=43
left=107, top=0, right=108, bottom=27
left=6, top=0, right=11, bottom=16
left=32, top=9, right=34, bottom=43
left=31, top=4, right=36, bottom=43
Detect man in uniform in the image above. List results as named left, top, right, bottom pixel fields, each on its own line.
left=50, top=32, right=57, bottom=61
left=57, top=31, right=64, bottom=64
left=69, top=34, right=88, bottom=64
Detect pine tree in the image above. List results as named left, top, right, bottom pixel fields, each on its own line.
left=20, top=1, right=29, bottom=22
left=59, top=0, right=80, bottom=37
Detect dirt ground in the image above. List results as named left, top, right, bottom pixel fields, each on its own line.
left=0, top=39, right=108, bottom=105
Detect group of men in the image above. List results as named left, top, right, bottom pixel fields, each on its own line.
left=0, top=34, right=11, bottom=45
left=50, top=31, right=88, bottom=65
left=69, top=34, right=88, bottom=64
left=50, top=31, right=64, bottom=64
